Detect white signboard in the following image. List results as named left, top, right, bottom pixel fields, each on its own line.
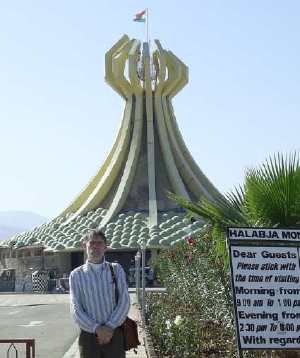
left=228, top=228, right=300, bottom=242
left=228, top=228, right=300, bottom=350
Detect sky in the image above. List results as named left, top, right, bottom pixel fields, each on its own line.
left=0, top=1, right=299, bottom=219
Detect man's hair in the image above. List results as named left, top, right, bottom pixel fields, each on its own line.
left=82, top=229, right=107, bottom=244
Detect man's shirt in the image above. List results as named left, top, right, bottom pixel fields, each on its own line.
left=69, top=260, right=130, bottom=333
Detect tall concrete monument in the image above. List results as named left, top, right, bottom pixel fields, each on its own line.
left=0, top=35, right=223, bottom=281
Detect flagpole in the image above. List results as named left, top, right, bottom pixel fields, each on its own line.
left=146, top=8, right=149, bottom=45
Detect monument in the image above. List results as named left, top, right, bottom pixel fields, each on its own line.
left=0, top=35, right=223, bottom=286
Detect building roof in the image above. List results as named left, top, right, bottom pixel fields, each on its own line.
left=0, top=208, right=205, bottom=251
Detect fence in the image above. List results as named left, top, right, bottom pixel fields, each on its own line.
left=0, top=339, right=35, bottom=358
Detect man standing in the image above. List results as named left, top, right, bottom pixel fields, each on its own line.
left=69, top=229, right=130, bottom=358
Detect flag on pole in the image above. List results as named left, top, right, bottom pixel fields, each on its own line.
left=133, top=10, right=146, bottom=22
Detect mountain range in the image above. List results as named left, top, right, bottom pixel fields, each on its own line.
left=0, top=211, right=47, bottom=241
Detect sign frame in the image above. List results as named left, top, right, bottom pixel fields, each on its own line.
left=227, top=227, right=300, bottom=357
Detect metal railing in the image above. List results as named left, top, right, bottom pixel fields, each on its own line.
left=134, top=249, right=146, bottom=322
left=135, top=251, right=141, bottom=304
left=0, top=339, right=35, bottom=358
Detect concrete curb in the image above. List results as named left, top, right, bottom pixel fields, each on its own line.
left=62, top=338, right=78, bottom=358
left=143, top=327, right=157, bottom=358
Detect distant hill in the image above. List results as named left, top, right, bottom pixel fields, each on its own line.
left=0, top=211, right=47, bottom=241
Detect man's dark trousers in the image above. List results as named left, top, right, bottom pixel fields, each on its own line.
left=79, top=328, right=125, bottom=358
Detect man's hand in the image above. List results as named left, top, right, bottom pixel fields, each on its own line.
left=95, top=326, right=114, bottom=345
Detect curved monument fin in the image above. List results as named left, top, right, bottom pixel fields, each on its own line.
left=61, top=37, right=135, bottom=218
left=167, top=99, right=223, bottom=203
left=112, top=39, right=134, bottom=97
left=100, top=40, right=143, bottom=228
left=153, top=40, right=166, bottom=94
left=154, top=42, right=190, bottom=199
left=143, top=42, right=158, bottom=228
left=105, top=34, right=130, bottom=99
left=165, top=50, right=223, bottom=202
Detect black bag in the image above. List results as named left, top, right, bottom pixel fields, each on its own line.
left=108, top=263, right=140, bottom=351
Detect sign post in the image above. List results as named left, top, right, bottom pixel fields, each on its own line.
left=227, top=227, right=300, bottom=356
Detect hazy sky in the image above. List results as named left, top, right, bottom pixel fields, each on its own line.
left=1, top=1, right=299, bottom=219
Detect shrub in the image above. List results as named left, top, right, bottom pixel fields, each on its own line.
left=146, top=229, right=236, bottom=357
left=146, top=230, right=281, bottom=357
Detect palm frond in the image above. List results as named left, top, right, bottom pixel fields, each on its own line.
left=168, top=188, right=248, bottom=230
left=244, top=152, right=300, bottom=228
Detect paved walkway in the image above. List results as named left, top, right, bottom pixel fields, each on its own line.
left=0, top=293, right=70, bottom=306
left=0, top=293, right=76, bottom=358
left=126, top=295, right=147, bottom=358
left=0, top=292, right=148, bottom=357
